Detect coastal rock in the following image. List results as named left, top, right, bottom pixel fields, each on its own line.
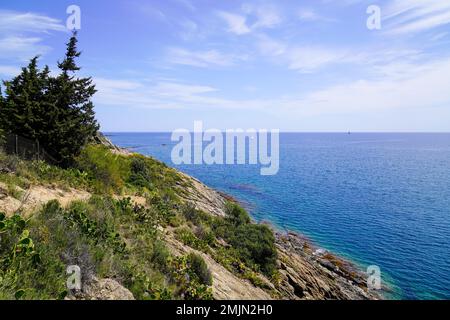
left=178, top=173, right=227, bottom=217
left=164, top=231, right=273, bottom=300
left=174, top=173, right=380, bottom=300
left=67, top=278, right=134, bottom=300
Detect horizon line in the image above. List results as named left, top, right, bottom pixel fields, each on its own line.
left=102, top=131, right=450, bottom=134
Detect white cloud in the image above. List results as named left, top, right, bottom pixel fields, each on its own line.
left=297, top=8, right=334, bottom=23
left=217, top=11, right=251, bottom=35
left=218, top=5, right=282, bottom=35
left=0, top=11, right=66, bottom=62
left=0, top=36, right=51, bottom=61
left=167, top=47, right=245, bottom=67
left=242, top=4, right=282, bottom=29
left=384, top=0, right=450, bottom=35
left=0, top=10, right=66, bottom=34
left=287, top=47, right=347, bottom=73
left=94, top=78, right=222, bottom=109
left=178, top=19, right=200, bottom=40
left=94, top=55, right=450, bottom=124
left=289, top=57, right=450, bottom=116
left=255, top=32, right=425, bottom=74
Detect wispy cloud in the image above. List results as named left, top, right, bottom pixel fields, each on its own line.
left=94, top=78, right=223, bottom=109
left=0, top=36, right=51, bottom=61
left=297, top=8, right=335, bottom=23
left=289, top=56, right=450, bottom=117
left=167, top=47, right=246, bottom=68
left=217, top=11, right=251, bottom=35
left=94, top=55, right=450, bottom=119
left=242, top=4, right=282, bottom=29
left=384, top=0, right=450, bottom=35
left=0, top=10, right=66, bottom=62
left=0, top=10, right=66, bottom=33
left=287, top=47, right=347, bottom=73
left=217, top=4, right=282, bottom=35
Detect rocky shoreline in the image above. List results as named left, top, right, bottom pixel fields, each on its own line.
left=212, top=188, right=382, bottom=299
left=275, top=231, right=382, bottom=299
left=177, top=171, right=383, bottom=300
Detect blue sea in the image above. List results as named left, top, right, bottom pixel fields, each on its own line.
left=107, top=132, right=450, bottom=300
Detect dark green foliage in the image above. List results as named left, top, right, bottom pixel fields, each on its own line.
left=0, top=58, right=50, bottom=141
left=169, top=255, right=213, bottom=300
left=187, top=253, right=212, bottom=286
left=128, top=157, right=153, bottom=189
left=0, top=33, right=99, bottom=167
left=227, top=224, right=277, bottom=275
left=47, top=33, right=99, bottom=166
left=211, top=202, right=277, bottom=276
left=225, top=202, right=251, bottom=226
left=178, top=201, right=278, bottom=278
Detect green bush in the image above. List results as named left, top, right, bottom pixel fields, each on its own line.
left=225, top=202, right=251, bottom=226
left=228, top=223, right=277, bottom=275
left=151, top=240, right=170, bottom=272
left=0, top=210, right=67, bottom=300
left=169, top=255, right=213, bottom=300
left=187, top=253, right=212, bottom=286
left=128, top=157, right=153, bottom=190
left=76, top=145, right=129, bottom=193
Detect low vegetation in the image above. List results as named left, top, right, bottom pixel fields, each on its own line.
left=0, top=142, right=279, bottom=299
left=0, top=32, right=278, bottom=300
left=178, top=202, right=278, bottom=288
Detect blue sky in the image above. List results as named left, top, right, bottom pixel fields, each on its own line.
left=1, top=0, right=450, bottom=132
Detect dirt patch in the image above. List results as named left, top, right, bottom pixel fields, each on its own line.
left=0, top=182, right=90, bottom=216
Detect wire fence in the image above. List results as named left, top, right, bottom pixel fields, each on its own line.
left=2, top=133, right=58, bottom=164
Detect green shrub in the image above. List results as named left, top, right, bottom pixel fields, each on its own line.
left=169, top=255, right=213, bottom=300
left=128, top=157, right=153, bottom=190
left=76, top=145, right=129, bottom=193
left=187, top=253, right=212, bottom=286
left=225, top=202, right=251, bottom=226
left=0, top=210, right=67, bottom=300
left=175, top=227, right=210, bottom=252
left=151, top=240, right=170, bottom=272
left=228, top=224, right=277, bottom=276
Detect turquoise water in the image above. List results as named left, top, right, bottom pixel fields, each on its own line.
left=107, top=132, right=450, bottom=300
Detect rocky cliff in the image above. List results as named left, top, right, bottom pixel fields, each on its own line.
left=171, top=172, right=379, bottom=300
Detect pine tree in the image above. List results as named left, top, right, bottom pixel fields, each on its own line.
left=0, top=32, right=99, bottom=166
left=47, top=32, right=99, bottom=166
left=0, top=57, right=48, bottom=140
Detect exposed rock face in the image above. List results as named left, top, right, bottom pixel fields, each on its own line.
left=165, top=232, right=272, bottom=300
left=67, top=278, right=135, bottom=300
left=180, top=174, right=381, bottom=300
left=178, top=173, right=227, bottom=217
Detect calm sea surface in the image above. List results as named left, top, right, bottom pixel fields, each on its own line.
left=107, top=132, right=450, bottom=300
